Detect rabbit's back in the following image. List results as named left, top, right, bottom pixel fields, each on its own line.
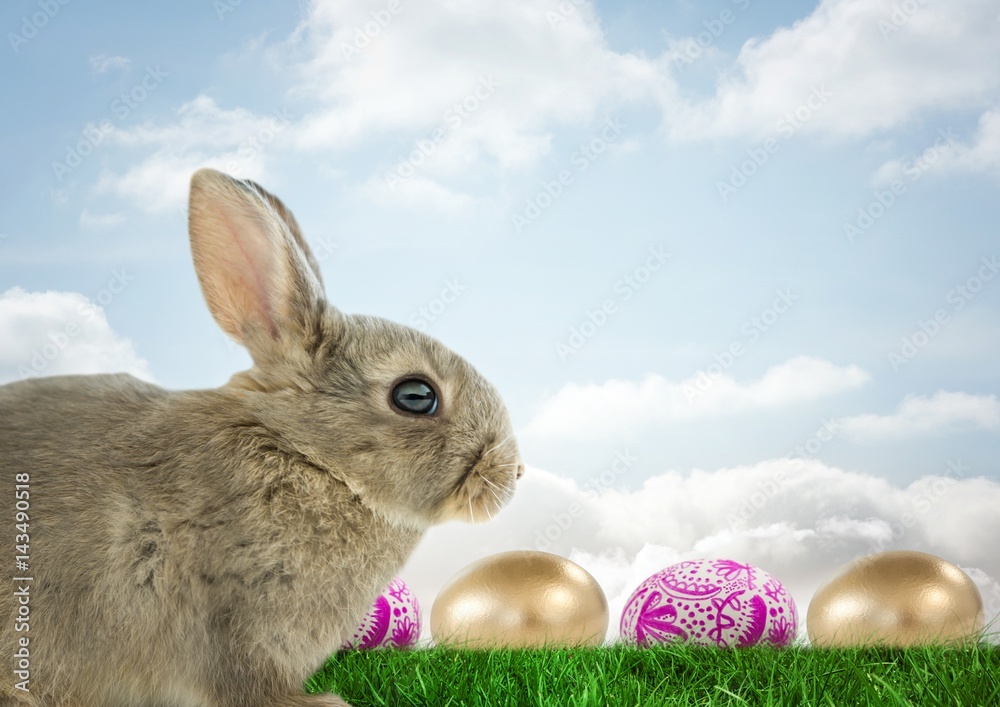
left=0, top=374, right=201, bottom=703
left=0, top=372, right=169, bottom=526
left=0, top=373, right=169, bottom=528
left=0, top=372, right=166, bottom=458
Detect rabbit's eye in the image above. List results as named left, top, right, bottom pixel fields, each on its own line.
left=391, top=379, right=438, bottom=415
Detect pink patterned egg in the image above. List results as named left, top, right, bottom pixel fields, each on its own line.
left=620, top=558, right=797, bottom=648
left=341, top=577, right=421, bottom=650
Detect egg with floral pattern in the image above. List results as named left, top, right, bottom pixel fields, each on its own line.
left=620, top=559, right=797, bottom=648
left=341, top=577, right=421, bottom=650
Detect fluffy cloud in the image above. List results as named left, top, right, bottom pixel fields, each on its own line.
left=94, top=0, right=667, bottom=213
left=402, top=459, right=1000, bottom=644
left=285, top=0, right=663, bottom=155
left=357, top=173, right=479, bottom=217
left=0, top=288, right=152, bottom=383
left=96, top=0, right=669, bottom=215
left=666, top=0, right=1000, bottom=140
left=874, top=107, right=1000, bottom=184
left=95, top=149, right=228, bottom=215
left=521, top=356, right=869, bottom=439
left=90, top=0, right=1000, bottom=214
left=945, top=108, right=1000, bottom=173
left=282, top=0, right=1000, bottom=148
left=838, top=391, right=1000, bottom=439
left=94, top=97, right=293, bottom=212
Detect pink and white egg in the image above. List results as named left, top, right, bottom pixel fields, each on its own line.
left=620, top=559, right=797, bottom=648
left=341, top=577, right=421, bottom=650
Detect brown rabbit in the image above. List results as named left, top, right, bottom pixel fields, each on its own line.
left=0, top=169, right=524, bottom=706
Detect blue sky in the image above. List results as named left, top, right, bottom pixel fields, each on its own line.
left=3, top=0, right=1000, bottom=640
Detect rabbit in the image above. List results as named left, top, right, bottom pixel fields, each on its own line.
left=0, top=168, right=524, bottom=707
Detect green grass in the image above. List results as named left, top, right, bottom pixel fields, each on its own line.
left=305, top=643, right=1000, bottom=706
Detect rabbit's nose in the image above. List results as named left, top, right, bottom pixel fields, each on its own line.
left=516, top=464, right=525, bottom=479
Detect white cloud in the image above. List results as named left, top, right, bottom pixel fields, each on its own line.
left=522, top=356, right=869, bottom=439
left=288, top=0, right=1000, bottom=152
left=874, top=107, right=1000, bottom=182
left=95, top=150, right=236, bottom=214
left=838, top=391, right=1000, bottom=439
left=357, top=174, right=478, bottom=216
left=869, top=108, right=1000, bottom=185
left=78, top=208, right=126, bottom=230
left=90, top=0, right=671, bottom=215
left=89, top=54, right=131, bottom=74
left=285, top=0, right=665, bottom=159
left=88, top=0, right=1000, bottom=214
left=666, top=0, right=1000, bottom=140
left=945, top=108, right=1000, bottom=173
left=401, top=458, right=1000, bottom=644
left=94, top=96, right=292, bottom=212
left=108, top=95, right=290, bottom=151
left=0, top=288, right=152, bottom=383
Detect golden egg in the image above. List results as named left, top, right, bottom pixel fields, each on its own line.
left=430, top=551, right=609, bottom=648
left=807, top=550, right=984, bottom=647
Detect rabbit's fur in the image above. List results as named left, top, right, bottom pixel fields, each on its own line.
left=0, top=169, right=523, bottom=706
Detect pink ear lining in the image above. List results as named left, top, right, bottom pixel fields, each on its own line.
left=217, top=205, right=281, bottom=340
left=189, top=168, right=326, bottom=360
left=191, top=182, right=289, bottom=344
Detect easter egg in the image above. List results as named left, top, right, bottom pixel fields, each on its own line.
left=620, top=558, right=797, bottom=648
left=430, top=551, right=609, bottom=648
left=341, top=577, right=421, bottom=649
left=806, top=550, right=984, bottom=647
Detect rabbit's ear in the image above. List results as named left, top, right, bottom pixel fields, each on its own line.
left=244, top=178, right=324, bottom=289
left=188, top=168, right=326, bottom=362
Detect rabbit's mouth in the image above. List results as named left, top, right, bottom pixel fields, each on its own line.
left=441, top=450, right=521, bottom=525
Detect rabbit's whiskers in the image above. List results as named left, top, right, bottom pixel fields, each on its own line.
left=482, top=433, right=515, bottom=459
left=481, top=480, right=499, bottom=500
left=478, top=476, right=509, bottom=517
left=481, top=476, right=505, bottom=499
